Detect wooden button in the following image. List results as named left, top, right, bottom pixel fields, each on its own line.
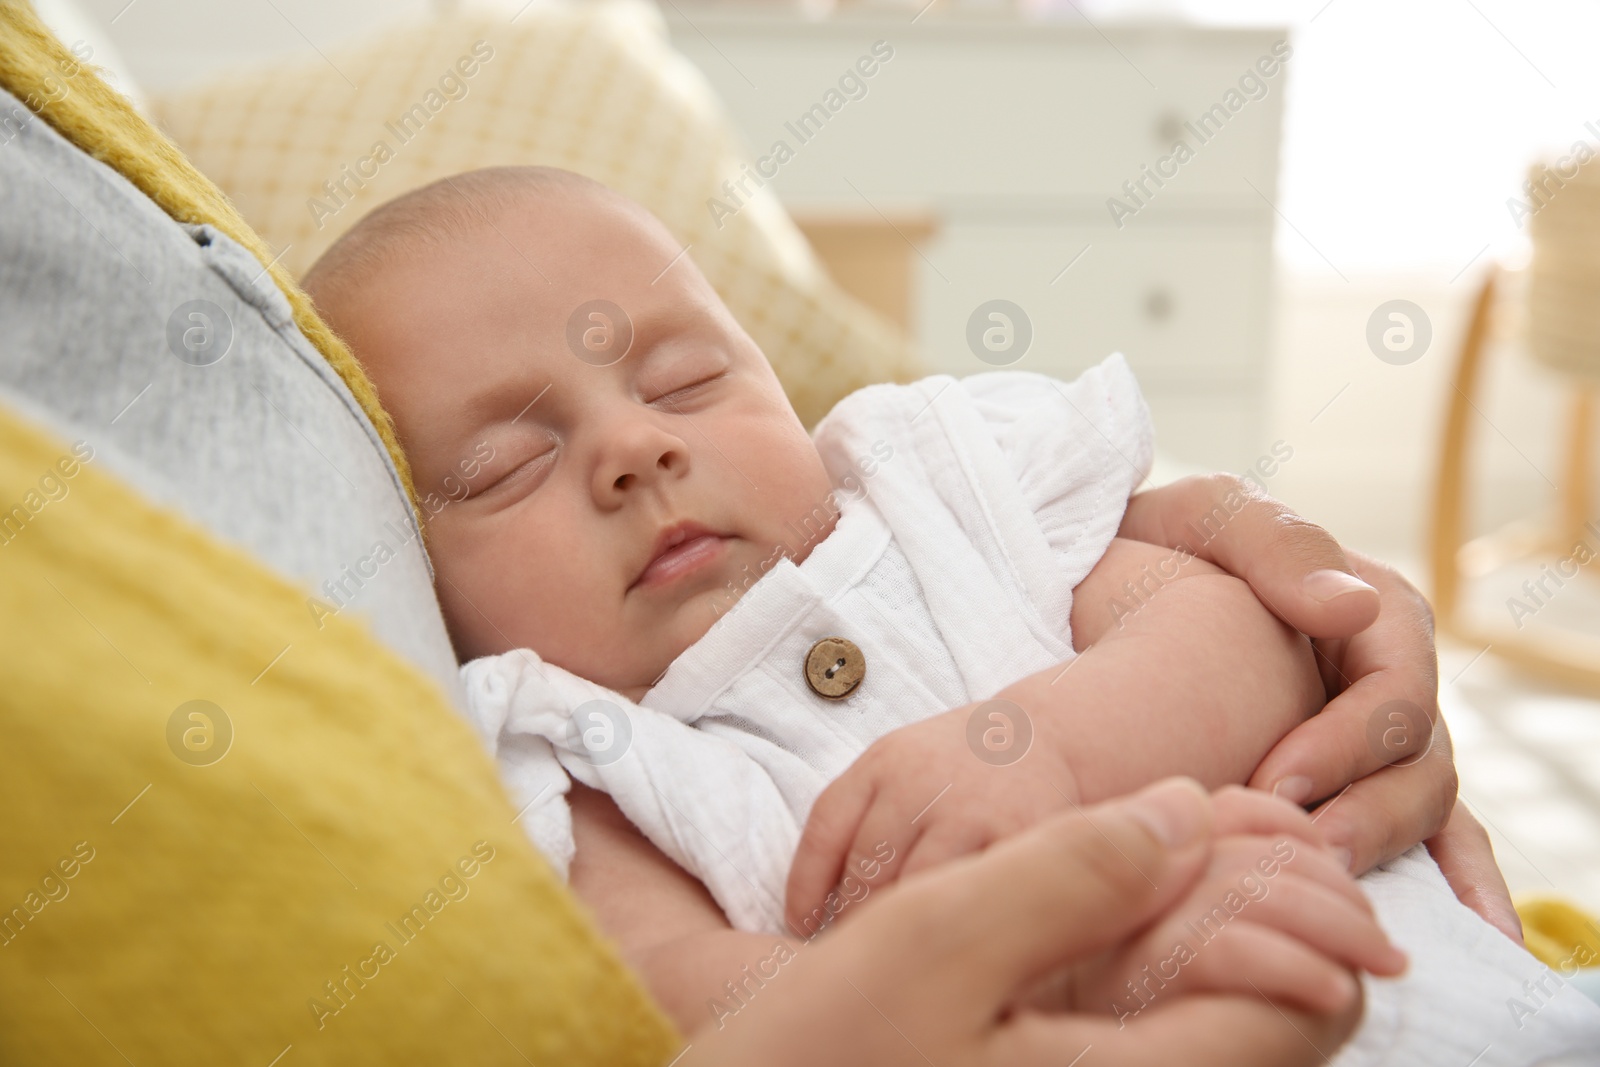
left=804, top=637, right=865, bottom=700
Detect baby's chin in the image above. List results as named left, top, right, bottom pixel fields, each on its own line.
left=625, top=583, right=750, bottom=701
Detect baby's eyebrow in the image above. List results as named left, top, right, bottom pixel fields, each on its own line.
left=508, top=382, right=553, bottom=425
left=457, top=373, right=549, bottom=430
left=447, top=300, right=719, bottom=450
left=626, top=302, right=703, bottom=358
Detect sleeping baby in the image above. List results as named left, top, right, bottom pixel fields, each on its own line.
left=302, top=165, right=1600, bottom=1063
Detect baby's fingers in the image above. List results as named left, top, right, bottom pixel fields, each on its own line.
left=785, top=772, right=876, bottom=935
left=1219, top=873, right=1407, bottom=978
left=1211, top=835, right=1373, bottom=916
left=790, top=792, right=923, bottom=938
left=1209, top=785, right=1329, bottom=849
left=1173, top=922, right=1362, bottom=1016
left=898, top=821, right=992, bottom=882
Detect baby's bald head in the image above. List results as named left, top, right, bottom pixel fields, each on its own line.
left=302, top=165, right=616, bottom=340
left=289, top=164, right=831, bottom=688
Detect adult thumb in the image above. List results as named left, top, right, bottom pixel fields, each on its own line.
left=890, top=778, right=1214, bottom=1006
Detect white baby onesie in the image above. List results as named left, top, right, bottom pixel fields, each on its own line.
left=461, top=354, right=1152, bottom=932
left=459, top=355, right=1600, bottom=1064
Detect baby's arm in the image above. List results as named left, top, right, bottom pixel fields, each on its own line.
left=786, top=536, right=1324, bottom=920
left=1048, top=536, right=1324, bottom=798
left=566, top=781, right=802, bottom=1033
left=570, top=777, right=1395, bottom=1041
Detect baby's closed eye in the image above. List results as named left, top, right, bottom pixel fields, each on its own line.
left=463, top=432, right=558, bottom=505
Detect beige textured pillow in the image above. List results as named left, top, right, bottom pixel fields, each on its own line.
left=149, top=2, right=922, bottom=428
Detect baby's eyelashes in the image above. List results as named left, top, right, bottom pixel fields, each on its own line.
left=479, top=450, right=557, bottom=500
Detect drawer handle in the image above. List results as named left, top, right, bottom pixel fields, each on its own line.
left=1154, top=110, right=1186, bottom=147
left=1144, top=288, right=1175, bottom=323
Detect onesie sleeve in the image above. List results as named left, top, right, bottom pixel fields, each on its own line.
left=460, top=647, right=803, bottom=934
left=959, top=354, right=1155, bottom=592
left=459, top=650, right=582, bottom=879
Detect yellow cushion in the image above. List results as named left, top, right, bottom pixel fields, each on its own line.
left=0, top=400, right=680, bottom=1065
left=1516, top=893, right=1600, bottom=972
left=149, top=3, right=924, bottom=429
left=0, top=4, right=678, bottom=1059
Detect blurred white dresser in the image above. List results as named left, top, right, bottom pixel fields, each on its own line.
left=664, top=7, right=1288, bottom=470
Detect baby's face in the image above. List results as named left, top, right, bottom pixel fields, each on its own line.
left=330, top=190, right=836, bottom=700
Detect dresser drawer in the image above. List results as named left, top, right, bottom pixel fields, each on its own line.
left=666, top=13, right=1288, bottom=209
left=917, top=222, right=1272, bottom=383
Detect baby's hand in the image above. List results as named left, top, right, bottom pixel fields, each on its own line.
left=783, top=701, right=1080, bottom=937
left=1056, top=786, right=1407, bottom=1019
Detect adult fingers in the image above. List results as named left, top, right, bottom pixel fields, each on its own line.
left=1250, top=555, right=1442, bottom=804
left=1304, top=733, right=1458, bottom=878
left=1428, top=799, right=1523, bottom=943
left=998, top=993, right=1363, bottom=1067
left=1119, top=475, right=1380, bottom=639
left=863, top=778, right=1214, bottom=1013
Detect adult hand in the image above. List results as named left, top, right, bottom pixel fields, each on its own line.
left=690, top=779, right=1362, bottom=1067
left=1051, top=786, right=1405, bottom=1018
left=1118, top=474, right=1518, bottom=940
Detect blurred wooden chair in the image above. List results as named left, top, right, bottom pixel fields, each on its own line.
left=1431, top=224, right=1600, bottom=690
